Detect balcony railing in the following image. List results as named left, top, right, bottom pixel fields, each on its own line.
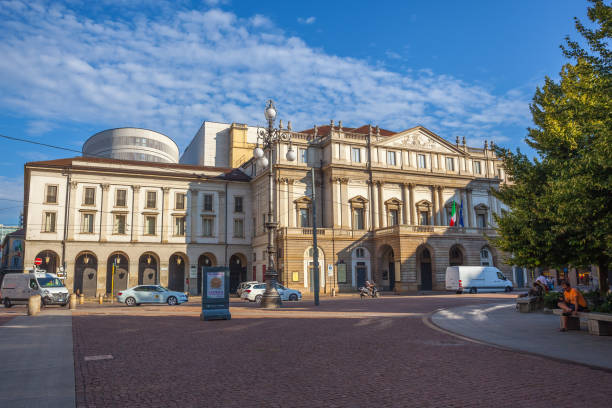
left=277, top=225, right=497, bottom=238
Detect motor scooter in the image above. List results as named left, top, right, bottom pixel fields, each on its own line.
left=359, top=285, right=380, bottom=299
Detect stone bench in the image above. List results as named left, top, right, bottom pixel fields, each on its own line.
left=553, top=309, right=612, bottom=336
left=516, top=296, right=542, bottom=313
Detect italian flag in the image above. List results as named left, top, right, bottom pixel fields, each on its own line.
left=449, top=201, right=457, bottom=226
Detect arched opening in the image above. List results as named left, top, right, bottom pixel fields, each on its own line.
left=35, top=250, right=59, bottom=275
left=229, top=253, right=247, bottom=293
left=106, top=253, right=129, bottom=296
left=449, top=245, right=464, bottom=266
left=378, top=245, right=395, bottom=290
left=417, top=246, right=433, bottom=291
left=480, top=246, right=494, bottom=266
left=351, top=247, right=371, bottom=288
left=303, top=247, right=325, bottom=291
left=138, top=253, right=159, bottom=285
left=169, top=253, right=186, bottom=292
left=74, top=252, right=98, bottom=297
left=197, top=253, right=216, bottom=295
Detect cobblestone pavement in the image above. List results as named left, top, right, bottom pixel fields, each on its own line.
left=72, top=295, right=612, bottom=407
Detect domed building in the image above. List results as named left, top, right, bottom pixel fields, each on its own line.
left=82, top=128, right=179, bottom=163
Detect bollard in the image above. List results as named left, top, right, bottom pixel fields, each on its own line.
left=69, top=293, right=77, bottom=310
left=98, top=294, right=104, bottom=304
left=79, top=294, right=85, bottom=304
left=331, top=287, right=336, bottom=297
left=27, top=295, right=41, bottom=316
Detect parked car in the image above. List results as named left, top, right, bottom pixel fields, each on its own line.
left=446, top=266, right=513, bottom=294
left=241, top=283, right=302, bottom=303
left=1, top=272, right=69, bottom=307
left=237, top=281, right=259, bottom=297
left=117, top=285, right=189, bottom=306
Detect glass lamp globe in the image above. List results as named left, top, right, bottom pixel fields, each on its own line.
left=253, top=147, right=264, bottom=159
left=258, top=156, right=269, bottom=168
left=264, top=100, right=277, bottom=122
left=286, top=147, right=297, bottom=162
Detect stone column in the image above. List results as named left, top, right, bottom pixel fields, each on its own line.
left=161, top=187, right=170, bottom=243
left=466, top=188, right=474, bottom=228
left=280, top=178, right=288, bottom=227
left=461, top=189, right=468, bottom=226
left=431, top=186, right=437, bottom=226
left=371, top=180, right=379, bottom=229
left=160, top=262, right=169, bottom=288
left=487, top=188, right=494, bottom=226
left=438, top=186, right=445, bottom=226
left=100, top=184, right=110, bottom=242
left=409, top=183, right=416, bottom=225
left=67, top=181, right=78, bottom=241
left=128, top=258, right=139, bottom=288
left=287, top=179, right=295, bottom=228
left=331, top=177, right=339, bottom=228
left=378, top=182, right=386, bottom=227
left=401, top=183, right=408, bottom=225
left=218, top=190, right=226, bottom=243
left=131, top=185, right=141, bottom=242
left=189, top=188, right=198, bottom=242
left=340, top=178, right=349, bottom=228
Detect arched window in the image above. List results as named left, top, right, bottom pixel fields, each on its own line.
left=480, top=247, right=493, bottom=266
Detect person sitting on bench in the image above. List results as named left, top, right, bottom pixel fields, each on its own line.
left=557, top=280, right=588, bottom=332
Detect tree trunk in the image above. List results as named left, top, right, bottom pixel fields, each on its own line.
left=597, top=257, right=609, bottom=297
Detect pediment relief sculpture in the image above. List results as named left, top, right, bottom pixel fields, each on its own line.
left=376, top=127, right=463, bottom=155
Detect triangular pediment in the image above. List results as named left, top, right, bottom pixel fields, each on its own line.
left=374, top=126, right=465, bottom=155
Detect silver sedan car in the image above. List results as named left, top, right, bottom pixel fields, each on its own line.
left=117, top=285, right=188, bottom=306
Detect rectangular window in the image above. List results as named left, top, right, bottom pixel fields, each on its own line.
left=354, top=208, right=364, bottom=230
left=233, top=218, right=244, bottom=238
left=202, top=217, right=214, bottom=237
left=115, top=189, right=127, bottom=207
left=114, top=214, right=126, bottom=234
left=446, top=157, right=455, bottom=171
left=351, top=147, right=361, bottom=163
left=418, top=154, right=427, bottom=169
left=175, top=193, right=185, bottom=210
left=477, top=214, right=486, bottom=228
left=203, top=194, right=213, bottom=211
left=389, top=209, right=399, bottom=226
left=299, top=208, right=310, bottom=227
left=83, top=187, right=96, bottom=205
left=43, top=212, right=56, bottom=232
left=146, top=191, right=157, bottom=209
left=174, top=216, right=186, bottom=236
left=299, top=148, right=307, bottom=163
left=387, top=151, right=396, bottom=166
left=419, top=211, right=429, bottom=225
left=45, top=185, right=58, bottom=204
left=474, top=161, right=482, bottom=174
left=82, top=213, right=94, bottom=233
left=234, top=196, right=243, bottom=213
left=145, top=216, right=156, bottom=235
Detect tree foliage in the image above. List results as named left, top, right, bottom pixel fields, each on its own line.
left=493, top=0, right=611, bottom=295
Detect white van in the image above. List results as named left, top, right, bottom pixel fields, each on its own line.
left=1, top=272, right=70, bottom=307
left=446, top=266, right=513, bottom=294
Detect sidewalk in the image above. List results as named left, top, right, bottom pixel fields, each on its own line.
left=0, top=309, right=75, bottom=408
left=431, top=302, right=612, bottom=371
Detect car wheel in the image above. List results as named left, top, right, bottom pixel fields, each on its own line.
left=125, top=297, right=136, bottom=307
left=60, top=302, right=68, bottom=307
left=456, top=290, right=463, bottom=294
left=167, top=296, right=178, bottom=306
left=504, top=286, right=512, bottom=293
left=469, top=288, right=477, bottom=294
left=255, top=294, right=263, bottom=304
left=3, top=298, right=11, bottom=308
left=289, top=294, right=298, bottom=301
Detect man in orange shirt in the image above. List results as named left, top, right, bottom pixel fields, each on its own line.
left=557, top=280, right=588, bottom=332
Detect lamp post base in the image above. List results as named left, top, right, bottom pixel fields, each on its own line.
left=260, top=292, right=282, bottom=308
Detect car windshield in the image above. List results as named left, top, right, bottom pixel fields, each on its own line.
left=157, top=286, right=169, bottom=291
left=36, top=277, right=64, bottom=288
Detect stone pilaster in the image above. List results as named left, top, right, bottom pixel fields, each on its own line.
left=466, top=188, right=474, bottom=227
left=287, top=179, right=295, bottom=228
left=438, top=186, right=445, bottom=226
left=409, top=183, right=416, bottom=225
left=378, top=181, right=385, bottom=228
left=132, top=185, right=141, bottom=242
left=371, top=180, right=379, bottom=229
left=431, top=185, right=437, bottom=226
left=67, top=181, right=78, bottom=241
left=401, top=183, right=408, bottom=225
left=100, top=183, right=110, bottom=242
left=189, top=188, right=198, bottom=242
left=340, top=178, right=349, bottom=228
left=161, top=187, right=170, bottom=243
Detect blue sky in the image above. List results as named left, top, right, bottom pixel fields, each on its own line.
left=0, top=0, right=592, bottom=224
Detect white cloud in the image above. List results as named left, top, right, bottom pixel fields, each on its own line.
left=0, top=1, right=530, bottom=149
left=298, top=16, right=316, bottom=25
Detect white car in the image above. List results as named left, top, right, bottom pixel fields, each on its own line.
left=241, top=283, right=302, bottom=303
left=116, top=285, right=189, bottom=306
left=237, top=281, right=259, bottom=297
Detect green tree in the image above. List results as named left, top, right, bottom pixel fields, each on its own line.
left=493, top=0, right=611, bottom=295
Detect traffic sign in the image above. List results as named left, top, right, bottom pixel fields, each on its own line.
left=34, top=258, right=42, bottom=266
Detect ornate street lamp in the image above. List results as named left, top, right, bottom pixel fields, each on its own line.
left=254, top=99, right=296, bottom=308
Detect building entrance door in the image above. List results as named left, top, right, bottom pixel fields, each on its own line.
left=515, top=267, right=524, bottom=288
left=356, top=265, right=367, bottom=288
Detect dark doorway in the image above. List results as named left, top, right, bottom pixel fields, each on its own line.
left=197, top=254, right=214, bottom=295
left=449, top=245, right=464, bottom=266
left=74, top=253, right=97, bottom=297
left=356, top=262, right=367, bottom=287
left=106, top=254, right=128, bottom=296
left=138, top=254, right=158, bottom=285
left=169, top=254, right=186, bottom=292
left=420, top=248, right=432, bottom=290
left=229, top=254, right=246, bottom=293
left=389, top=261, right=396, bottom=291
left=515, top=267, right=525, bottom=288
left=35, top=250, right=59, bottom=275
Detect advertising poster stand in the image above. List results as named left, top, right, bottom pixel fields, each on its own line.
left=200, top=266, right=231, bottom=321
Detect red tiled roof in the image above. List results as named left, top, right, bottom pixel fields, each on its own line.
left=300, top=124, right=396, bottom=136
left=25, top=157, right=250, bottom=182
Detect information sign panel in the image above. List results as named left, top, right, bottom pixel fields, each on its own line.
left=200, top=266, right=231, bottom=321
left=337, top=263, right=347, bottom=283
